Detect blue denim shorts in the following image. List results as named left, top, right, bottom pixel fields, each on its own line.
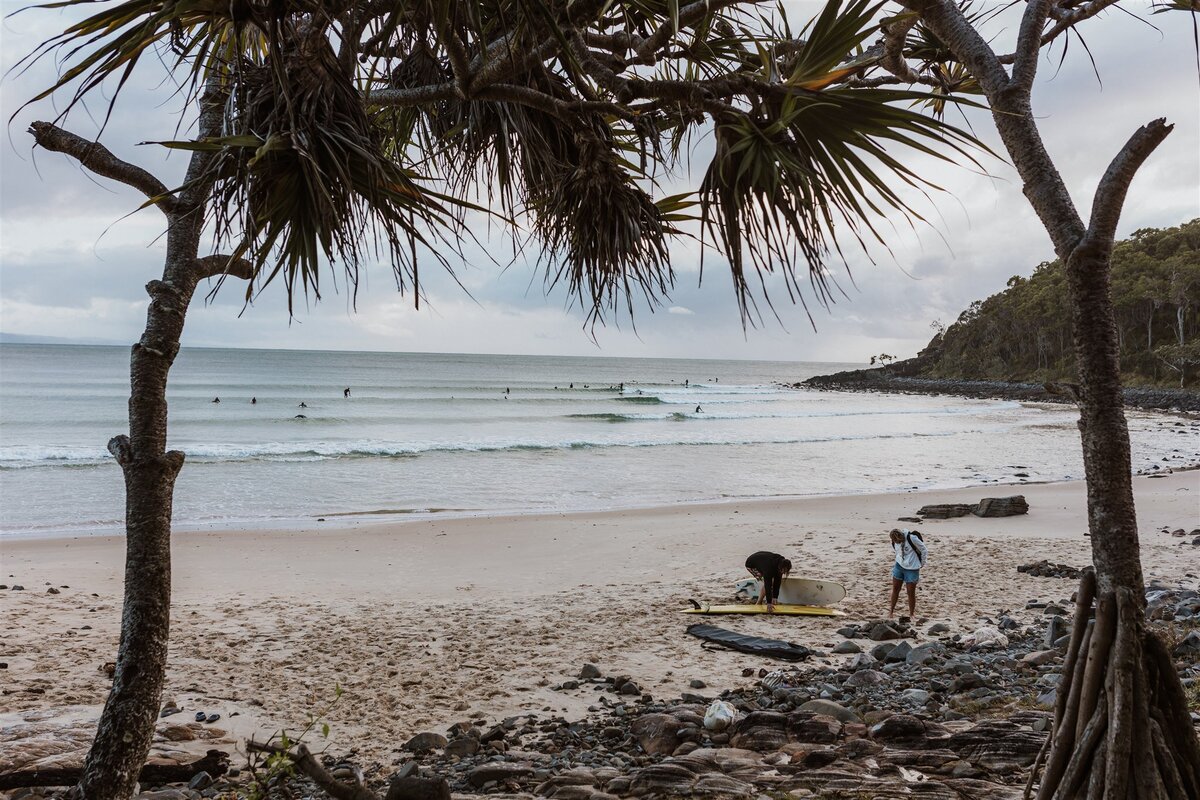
left=892, top=563, right=920, bottom=584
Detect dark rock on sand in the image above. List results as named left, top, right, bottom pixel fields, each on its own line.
left=974, top=496, right=1029, bottom=517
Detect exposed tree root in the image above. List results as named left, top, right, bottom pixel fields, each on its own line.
left=1027, top=569, right=1200, bottom=800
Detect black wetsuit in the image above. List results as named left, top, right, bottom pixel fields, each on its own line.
left=745, top=551, right=789, bottom=603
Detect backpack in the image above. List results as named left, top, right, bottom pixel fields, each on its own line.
left=905, top=532, right=926, bottom=566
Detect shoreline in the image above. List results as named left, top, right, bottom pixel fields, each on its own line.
left=6, top=460, right=1198, bottom=543
left=3, top=471, right=1197, bottom=766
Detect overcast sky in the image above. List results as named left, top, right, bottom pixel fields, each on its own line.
left=1, top=2, right=1197, bottom=363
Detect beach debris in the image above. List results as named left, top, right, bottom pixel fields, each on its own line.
left=961, top=626, right=1009, bottom=648
left=702, top=699, right=737, bottom=731
left=1017, top=560, right=1082, bottom=578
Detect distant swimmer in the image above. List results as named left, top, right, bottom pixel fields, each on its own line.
left=505, top=387, right=510, bottom=394
left=569, top=383, right=574, bottom=389
left=685, top=379, right=689, bottom=387
left=344, top=387, right=351, bottom=398
left=295, top=414, right=307, bottom=419
left=299, top=402, right=308, bottom=408
left=211, top=397, right=220, bottom=403
left=695, top=405, right=703, bottom=413
left=251, top=397, right=257, bottom=404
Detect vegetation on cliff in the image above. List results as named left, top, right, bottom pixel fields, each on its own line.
left=924, top=220, right=1199, bottom=387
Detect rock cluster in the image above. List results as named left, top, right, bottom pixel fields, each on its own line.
left=801, top=369, right=1200, bottom=413
left=917, top=496, right=1028, bottom=519
left=1016, top=560, right=1083, bottom=579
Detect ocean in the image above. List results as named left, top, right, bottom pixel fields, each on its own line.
left=0, top=343, right=1194, bottom=536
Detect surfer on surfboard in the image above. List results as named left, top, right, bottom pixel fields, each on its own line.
left=745, top=551, right=792, bottom=613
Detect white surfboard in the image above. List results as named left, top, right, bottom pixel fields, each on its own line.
left=747, top=577, right=846, bottom=606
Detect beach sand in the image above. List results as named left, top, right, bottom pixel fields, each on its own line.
left=1, top=471, right=1197, bottom=770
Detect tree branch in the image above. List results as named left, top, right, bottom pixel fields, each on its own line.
left=367, top=82, right=460, bottom=107
left=899, top=0, right=1011, bottom=95
left=194, top=254, right=256, bottom=281
left=633, top=0, right=745, bottom=62
left=996, top=0, right=1122, bottom=64
left=28, top=122, right=176, bottom=216
left=246, top=742, right=378, bottom=800
left=1085, top=118, right=1173, bottom=249
left=1011, top=0, right=1054, bottom=89
left=880, top=14, right=922, bottom=84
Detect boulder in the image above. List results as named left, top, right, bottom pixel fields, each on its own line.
left=868, top=623, right=903, bottom=641
left=831, top=641, right=861, bottom=654
left=403, top=732, right=448, bottom=753
left=796, top=700, right=861, bottom=724
left=884, top=641, right=913, bottom=663
left=385, top=775, right=451, bottom=800
left=973, top=495, right=1029, bottom=517
left=845, top=669, right=890, bottom=688
left=630, top=713, right=681, bottom=756
left=785, top=713, right=842, bottom=744
left=917, top=503, right=975, bottom=519
left=729, top=711, right=789, bottom=752
left=945, top=719, right=1046, bottom=772
left=1173, top=630, right=1200, bottom=657
left=467, top=763, right=534, bottom=789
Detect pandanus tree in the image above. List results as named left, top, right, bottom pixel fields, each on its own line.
left=17, top=0, right=981, bottom=797
left=862, top=3, right=1200, bottom=797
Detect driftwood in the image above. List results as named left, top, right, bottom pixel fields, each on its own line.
left=0, top=749, right=228, bottom=790
left=246, top=741, right=450, bottom=800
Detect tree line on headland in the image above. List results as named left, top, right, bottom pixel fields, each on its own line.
left=925, top=219, right=1199, bottom=388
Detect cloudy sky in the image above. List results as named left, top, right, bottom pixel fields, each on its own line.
left=1, top=2, right=1197, bottom=364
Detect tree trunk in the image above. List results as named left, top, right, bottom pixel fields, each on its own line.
left=72, top=85, right=227, bottom=800
left=898, top=5, right=1200, bottom=798
left=78, top=250, right=203, bottom=800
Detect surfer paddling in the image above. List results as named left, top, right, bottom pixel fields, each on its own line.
left=744, top=551, right=792, bottom=613
left=888, top=528, right=928, bottom=620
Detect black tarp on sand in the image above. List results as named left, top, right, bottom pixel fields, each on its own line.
left=686, top=623, right=814, bottom=661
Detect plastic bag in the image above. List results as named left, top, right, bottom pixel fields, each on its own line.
left=962, top=625, right=1009, bottom=648
left=703, top=699, right=738, bottom=731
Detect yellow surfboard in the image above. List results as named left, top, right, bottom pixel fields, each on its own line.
left=682, top=603, right=844, bottom=617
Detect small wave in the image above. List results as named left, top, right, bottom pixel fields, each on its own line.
left=1, top=430, right=965, bottom=468
left=567, top=413, right=636, bottom=422
left=615, top=396, right=663, bottom=404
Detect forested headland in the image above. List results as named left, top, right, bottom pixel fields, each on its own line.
left=807, top=220, right=1200, bottom=409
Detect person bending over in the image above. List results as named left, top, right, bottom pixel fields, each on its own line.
left=745, top=551, right=792, bottom=612
left=888, top=529, right=928, bottom=620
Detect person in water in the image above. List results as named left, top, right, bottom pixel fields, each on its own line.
left=695, top=405, right=703, bottom=413
left=211, top=397, right=220, bottom=403
left=251, top=397, right=256, bottom=404
left=745, top=551, right=792, bottom=612
left=344, top=387, right=351, bottom=398
left=299, top=402, right=307, bottom=408
left=888, top=529, right=928, bottom=620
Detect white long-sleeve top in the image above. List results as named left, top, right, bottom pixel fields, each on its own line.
left=894, top=532, right=928, bottom=571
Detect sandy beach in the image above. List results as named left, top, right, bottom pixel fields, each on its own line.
left=2, top=471, right=1197, bottom=772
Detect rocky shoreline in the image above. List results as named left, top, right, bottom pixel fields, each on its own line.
left=9, top=570, right=1196, bottom=800
left=799, top=368, right=1200, bottom=413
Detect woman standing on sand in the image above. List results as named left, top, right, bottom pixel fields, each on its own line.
left=888, top=529, right=928, bottom=620
left=745, top=551, right=791, bottom=612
